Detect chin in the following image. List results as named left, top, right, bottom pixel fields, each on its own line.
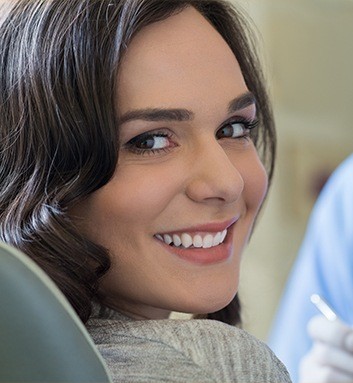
left=197, top=298, right=235, bottom=316
left=175, top=288, right=237, bottom=316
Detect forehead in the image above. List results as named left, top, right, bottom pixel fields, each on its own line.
left=117, top=6, right=248, bottom=114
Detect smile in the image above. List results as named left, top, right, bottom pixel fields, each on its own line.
left=155, top=230, right=227, bottom=249
left=153, top=218, right=238, bottom=265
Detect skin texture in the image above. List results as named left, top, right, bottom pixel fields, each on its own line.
left=73, top=7, right=268, bottom=319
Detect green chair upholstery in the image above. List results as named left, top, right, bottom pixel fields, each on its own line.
left=0, top=242, right=112, bottom=383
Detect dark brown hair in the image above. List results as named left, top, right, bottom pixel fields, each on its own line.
left=0, top=0, right=275, bottom=325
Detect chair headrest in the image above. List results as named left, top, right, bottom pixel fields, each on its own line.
left=0, top=242, right=112, bottom=383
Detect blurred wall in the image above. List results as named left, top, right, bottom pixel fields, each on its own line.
left=234, top=0, right=353, bottom=340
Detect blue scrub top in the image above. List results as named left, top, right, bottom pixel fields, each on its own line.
left=268, top=154, right=353, bottom=383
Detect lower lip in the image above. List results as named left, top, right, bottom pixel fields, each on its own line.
left=156, top=225, right=235, bottom=265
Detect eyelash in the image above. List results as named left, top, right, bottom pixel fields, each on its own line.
left=124, top=118, right=259, bottom=156
left=217, top=118, right=259, bottom=141
left=124, top=130, right=175, bottom=156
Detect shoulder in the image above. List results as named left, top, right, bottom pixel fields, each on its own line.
left=315, top=153, right=353, bottom=210
left=308, top=153, right=353, bottom=241
left=87, top=317, right=291, bottom=382
left=175, top=320, right=291, bottom=382
left=333, top=153, right=353, bottom=184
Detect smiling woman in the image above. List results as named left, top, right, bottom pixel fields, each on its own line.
left=72, top=7, right=268, bottom=321
left=0, top=0, right=289, bottom=382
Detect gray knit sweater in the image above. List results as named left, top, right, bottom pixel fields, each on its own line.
left=86, top=308, right=291, bottom=383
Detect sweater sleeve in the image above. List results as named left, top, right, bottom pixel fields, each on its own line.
left=87, top=317, right=291, bottom=383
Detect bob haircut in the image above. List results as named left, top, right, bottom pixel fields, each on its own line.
left=0, top=0, right=275, bottom=324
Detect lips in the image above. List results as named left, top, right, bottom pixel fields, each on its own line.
left=154, top=217, right=238, bottom=264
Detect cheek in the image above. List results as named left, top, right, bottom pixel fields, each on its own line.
left=231, top=149, right=268, bottom=212
left=106, top=163, right=184, bottom=224
left=245, top=157, right=268, bottom=211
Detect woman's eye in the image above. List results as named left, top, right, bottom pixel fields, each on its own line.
left=216, top=122, right=248, bottom=139
left=134, top=135, right=169, bottom=150
left=124, top=131, right=175, bottom=155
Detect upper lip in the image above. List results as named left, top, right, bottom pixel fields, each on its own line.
left=156, top=216, right=239, bottom=235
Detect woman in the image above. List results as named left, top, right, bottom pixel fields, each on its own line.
left=0, top=0, right=290, bottom=381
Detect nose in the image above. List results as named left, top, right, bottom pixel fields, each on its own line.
left=185, top=140, right=244, bottom=204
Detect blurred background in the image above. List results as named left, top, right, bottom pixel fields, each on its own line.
left=236, top=0, right=353, bottom=340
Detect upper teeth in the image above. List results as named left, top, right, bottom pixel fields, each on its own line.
left=155, top=230, right=227, bottom=249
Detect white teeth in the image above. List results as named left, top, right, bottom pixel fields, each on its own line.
left=172, top=234, right=182, bottom=247
left=181, top=233, right=193, bottom=248
left=220, top=230, right=227, bottom=243
left=212, top=232, right=222, bottom=246
left=157, top=229, right=228, bottom=249
left=203, top=234, right=214, bottom=248
left=193, top=235, right=203, bottom=248
left=163, top=234, right=173, bottom=245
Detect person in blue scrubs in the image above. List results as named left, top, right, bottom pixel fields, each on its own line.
left=269, top=154, right=353, bottom=383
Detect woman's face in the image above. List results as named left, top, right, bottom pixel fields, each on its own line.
left=74, top=7, right=268, bottom=319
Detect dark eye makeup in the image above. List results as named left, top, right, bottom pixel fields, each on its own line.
left=123, top=117, right=259, bottom=156
left=216, top=117, right=259, bottom=140
left=124, top=130, right=175, bottom=155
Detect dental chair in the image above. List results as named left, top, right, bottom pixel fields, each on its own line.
left=0, top=242, right=112, bottom=383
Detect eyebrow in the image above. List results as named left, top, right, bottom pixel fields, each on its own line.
left=228, top=91, right=256, bottom=113
left=118, top=91, right=256, bottom=124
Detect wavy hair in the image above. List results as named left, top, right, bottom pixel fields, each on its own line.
left=0, top=0, right=275, bottom=325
